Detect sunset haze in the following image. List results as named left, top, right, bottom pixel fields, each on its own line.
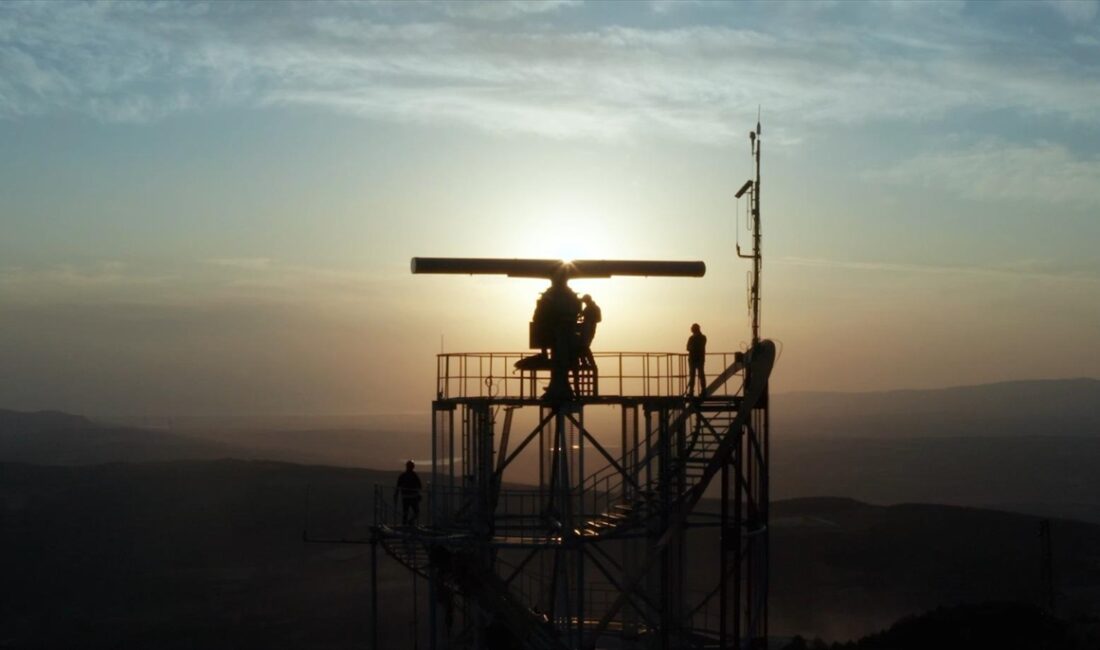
left=2, top=1, right=1099, bottom=417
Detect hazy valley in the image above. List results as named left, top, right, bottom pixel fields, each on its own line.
left=3, top=378, right=1100, bottom=647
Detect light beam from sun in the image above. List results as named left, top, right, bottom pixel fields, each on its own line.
left=506, top=198, right=632, bottom=261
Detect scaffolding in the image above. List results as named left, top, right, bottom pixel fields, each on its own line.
left=362, top=122, right=770, bottom=649
left=368, top=336, right=773, bottom=649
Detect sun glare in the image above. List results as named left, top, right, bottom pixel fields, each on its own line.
left=510, top=200, right=627, bottom=261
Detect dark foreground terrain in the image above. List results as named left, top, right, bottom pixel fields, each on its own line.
left=781, top=602, right=1100, bottom=650
left=3, top=460, right=1099, bottom=648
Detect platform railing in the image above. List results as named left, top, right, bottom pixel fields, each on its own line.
left=576, top=362, right=748, bottom=522
left=374, top=483, right=435, bottom=529
left=436, top=351, right=742, bottom=400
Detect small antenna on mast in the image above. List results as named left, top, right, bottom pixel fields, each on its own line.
left=736, top=112, right=763, bottom=345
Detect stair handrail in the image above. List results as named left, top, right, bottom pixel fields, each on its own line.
left=573, top=354, right=749, bottom=533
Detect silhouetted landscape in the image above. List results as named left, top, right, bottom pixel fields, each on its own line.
left=3, top=394, right=1099, bottom=648
left=775, top=378, right=1100, bottom=438
left=4, top=459, right=1100, bottom=648
left=8, top=378, right=1100, bottom=523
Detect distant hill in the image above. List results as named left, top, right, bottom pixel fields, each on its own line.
left=6, top=389, right=1100, bottom=526
left=775, top=378, right=1100, bottom=438
left=0, top=408, right=248, bottom=465
left=178, top=426, right=432, bottom=470
left=0, top=408, right=92, bottom=434
left=772, top=435, right=1100, bottom=524
left=768, top=379, right=1100, bottom=524
left=2, top=461, right=1099, bottom=648
left=0, top=408, right=428, bottom=469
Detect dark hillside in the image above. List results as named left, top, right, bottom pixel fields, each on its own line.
left=776, top=378, right=1100, bottom=438
left=763, top=498, right=1100, bottom=640
left=783, top=602, right=1097, bottom=650
left=0, top=409, right=247, bottom=465
left=6, top=407, right=1098, bottom=526
left=1, top=460, right=396, bottom=649
left=0, top=409, right=91, bottom=434
left=4, top=462, right=1100, bottom=648
left=772, top=435, right=1100, bottom=524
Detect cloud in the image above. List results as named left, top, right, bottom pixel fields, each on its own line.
left=437, top=0, right=580, bottom=21
left=213, top=261, right=381, bottom=306
left=1, top=2, right=1099, bottom=142
left=1048, top=0, right=1099, bottom=24
left=776, top=255, right=1100, bottom=284
left=204, top=257, right=273, bottom=271
left=649, top=0, right=708, bottom=15
left=0, top=261, right=172, bottom=300
left=865, top=139, right=1100, bottom=206
left=0, top=258, right=382, bottom=310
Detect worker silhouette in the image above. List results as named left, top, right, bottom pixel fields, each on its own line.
left=685, top=323, right=707, bottom=397
left=578, top=294, right=601, bottom=368
left=539, top=271, right=581, bottom=400
left=394, top=460, right=422, bottom=525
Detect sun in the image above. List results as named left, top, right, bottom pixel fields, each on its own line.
left=508, top=199, right=627, bottom=261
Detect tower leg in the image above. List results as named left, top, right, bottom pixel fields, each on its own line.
left=371, top=537, right=379, bottom=650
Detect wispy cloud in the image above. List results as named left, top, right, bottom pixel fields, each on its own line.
left=437, top=0, right=581, bottom=21
left=0, top=258, right=381, bottom=309
left=204, top=257, right=273, bottom=271
left=777, top=256, right=1100, bottom=284
left=1049, top=0, right=1100, bottom=24
left=648, top=0, right=709, bottom=15
left=211, top=260, right=381, bottom=306
left=865, top=139, right=1100, bottom=205
left=1, top=2, right=1098, bottom=141
left=0, top=261, right=173, bottom=296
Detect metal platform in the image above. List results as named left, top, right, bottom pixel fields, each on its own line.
left=368, top=341, right=773, bottom=649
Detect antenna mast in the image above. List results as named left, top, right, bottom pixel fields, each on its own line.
left=737, top=114, right=763, bottom=345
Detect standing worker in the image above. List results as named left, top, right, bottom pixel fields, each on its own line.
left=542, top=270, right=581, bottom=400
left=578, top=294, right=602, bottom=368
left=394, top=460, right=422, bottom=526
left=686, top=323, right=707, bottom=397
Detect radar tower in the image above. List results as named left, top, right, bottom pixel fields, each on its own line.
left=315, top=124, right=776, bottom=650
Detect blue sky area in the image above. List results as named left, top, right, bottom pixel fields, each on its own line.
left=1, top=1, right=1098, bottom=416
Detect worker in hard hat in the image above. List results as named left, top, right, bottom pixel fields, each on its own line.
left=394, top=460, right=423, bottom=525
left=686, top=323, right=707, bottom=397
left=578, top=294, right=602, bottom=368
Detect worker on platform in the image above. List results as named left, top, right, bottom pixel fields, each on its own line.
left=686, top=323, right=707, bottom=397
left=540, top=271, right=581, bottom=401
left=578, top=294, right=601, bottom=368
left=394, top=460, right=422, bottom=525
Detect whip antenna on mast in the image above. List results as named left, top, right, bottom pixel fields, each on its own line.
left=737, top=116, right=764, bottom=345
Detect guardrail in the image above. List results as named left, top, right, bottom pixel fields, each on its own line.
left=436, top=351, right=742, bottom=400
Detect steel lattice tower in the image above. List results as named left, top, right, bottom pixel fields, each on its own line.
left=363, top=124, right=771, bottom=649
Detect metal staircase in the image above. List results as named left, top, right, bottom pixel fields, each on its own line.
left=368, top=341, right=773, bottom=649
left=568, top=353, right=751, bottom=543
left=379, top=532, right=430, bottom=578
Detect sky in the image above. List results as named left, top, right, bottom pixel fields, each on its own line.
left=1, top=0, right=1099, bottom=417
